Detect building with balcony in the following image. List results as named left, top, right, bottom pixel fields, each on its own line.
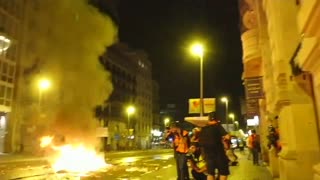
left=0, top=1, right=25, bottom=153
left=134, top=49, right=153, bottom=149
left=239, top=0, right=320, bottom=179
left=101, top=43, right=154, bottom=150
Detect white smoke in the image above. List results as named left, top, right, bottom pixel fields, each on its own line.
left=22, top=0, right=117, bottom=144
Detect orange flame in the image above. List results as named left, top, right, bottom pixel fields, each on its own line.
left=40, top=136, right=109, bottom=175
left=40, top=136, right=54, bottom=148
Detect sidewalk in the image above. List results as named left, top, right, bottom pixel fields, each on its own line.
left=228, top=151, right=273, bottom=180
left=140, top=150, right=274, bottom=180
left=0, top=152, right=47, bottom=163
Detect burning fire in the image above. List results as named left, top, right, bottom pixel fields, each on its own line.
left=40, top=136, right=109, bottom=175
left=40, top=136, right=54, bottom=148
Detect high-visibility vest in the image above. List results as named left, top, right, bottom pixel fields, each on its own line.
left=196, top=155, right=206, bottom=169
left=174, top=130, right=189, bottom=153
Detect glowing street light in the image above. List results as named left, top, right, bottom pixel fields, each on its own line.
left=190, top=42, right=205, bottom=117
left=0, top=33, right=11, bottom=53
left=234, top=121, right=239, bottom=130
left=126, top=105, right=135, bottom=129
left=38, top=78, right=51, bottom=107
left=39, top=79, right=51, bottom=90
left=190, top=43, right=204, bottom=57
left=164, top=117, right=170, bottom=127
left=126, top=105, right=135, bottom=150
left=221, top=97, right=229, bottom=131
left=228, top=113, right=235, bottom=121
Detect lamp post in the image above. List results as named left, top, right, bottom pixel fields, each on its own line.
left=229, top=113, right=235, bottom=131
left=38, top=78, right=51, bottom=107
left=190, top=43, right=204, bottom=117
left=126, top=105, right=135, bottom=130
left=221, top=97, right=229, bottom=131
left=0, top=33, right=11, bottom=54
left=234, top=121, right=239, bottom=130
left=126, top=105, right=135, bottom=150
left=164, top=117, right=170, bottom=128
left=228, top=113, right=235, bottom=122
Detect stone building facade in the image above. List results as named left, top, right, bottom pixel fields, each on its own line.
left=101, top=43, right=153, bottom=150
left=239, top=0, right=320, bottom=179
left=0, top=0, right=26, bottom=153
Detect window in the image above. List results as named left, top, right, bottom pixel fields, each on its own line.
left=6, top=87, right=12, bottom=99
left=0, top=85, right=4, bottom=105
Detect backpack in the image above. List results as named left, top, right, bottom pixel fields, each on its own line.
left=252, top=134, right=260, bottom=150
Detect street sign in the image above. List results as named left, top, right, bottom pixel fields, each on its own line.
left=188, top=98, right=216, bottom=114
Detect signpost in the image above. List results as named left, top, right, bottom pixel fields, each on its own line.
left=188, top=98, right=216, bottom=114
left=244, top=77, right=264, bottom=118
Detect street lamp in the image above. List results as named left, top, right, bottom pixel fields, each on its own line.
left=126, top=105, right=135, bottom=150
left=38, top=78, right=51, bottom=107
left=229, top=113, right=235, bottom=131
left=234, top=121, right=239, bottom=130
left=126, top=105, right=135, bottom=129
left=190, top=42, right=204, bottom=117
left=228, top=113, right=235, bottom=122
left=164, top=117, right=170, bottom=127
left=0, top=32, right=11, bottom=53
left=221, top=97, right=229, bottom=131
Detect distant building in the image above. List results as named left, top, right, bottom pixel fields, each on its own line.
left=134, top=49, right=153, bottom=149
left=0, top=1, right=26, bottom=153
left=101, top=43, right=154, bottom=150
left=100, top=43, right=137, bottom=150
left=152, top=80, right=160, bottom=130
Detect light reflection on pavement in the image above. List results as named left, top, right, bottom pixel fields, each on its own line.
left=81, top=152, right=175, bottom=180
left=0, top=149, right=175, bottom=180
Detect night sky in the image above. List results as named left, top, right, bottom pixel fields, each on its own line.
left=117, top=0, right=244, bottom=122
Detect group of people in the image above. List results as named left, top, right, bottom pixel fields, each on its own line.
left=165, top=112, right=233, bottom=180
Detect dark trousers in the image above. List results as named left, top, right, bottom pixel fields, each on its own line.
left=176, top=153, right=189, bottom=180
left=252, top=148, right=259, bottom=165
left=191, top=169, right=206, bottom=180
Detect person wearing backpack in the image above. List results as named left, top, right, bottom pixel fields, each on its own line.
left=248, top=129, right=261, bottom=165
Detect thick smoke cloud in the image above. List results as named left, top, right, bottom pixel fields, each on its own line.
left=23, top=0, right=116, bottom=145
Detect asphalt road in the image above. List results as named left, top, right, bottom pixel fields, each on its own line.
left=0, top=149, right=274, bottom=180
left=83, top=149, right=176, bottom=179
left=0, top=149, right=176, bottom=180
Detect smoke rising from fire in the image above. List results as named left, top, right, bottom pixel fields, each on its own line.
left=23, top=0, right=116, bottom=144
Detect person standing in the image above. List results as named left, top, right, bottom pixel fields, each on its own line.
left=248, top=129, right=261, bottom=165
left=199, top=112, right=230, bottom=180
left=166, top=123, right=190, bottom=180
left=175, top=125, right=190, bottom=180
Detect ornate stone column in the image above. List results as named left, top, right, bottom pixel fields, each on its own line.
left=262, top=1, right=320, bottom=179
left=239, top=0, right=263, bottom=117
left=296, top=1, right=320, bottom=179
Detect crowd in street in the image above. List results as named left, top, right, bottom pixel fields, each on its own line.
left=165, top=112, right=261, bottom=180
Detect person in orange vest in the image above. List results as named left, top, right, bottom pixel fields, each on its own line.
left=248, top=129, right=261, bottom=165
left=173, top=124, right=190, bottom=180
